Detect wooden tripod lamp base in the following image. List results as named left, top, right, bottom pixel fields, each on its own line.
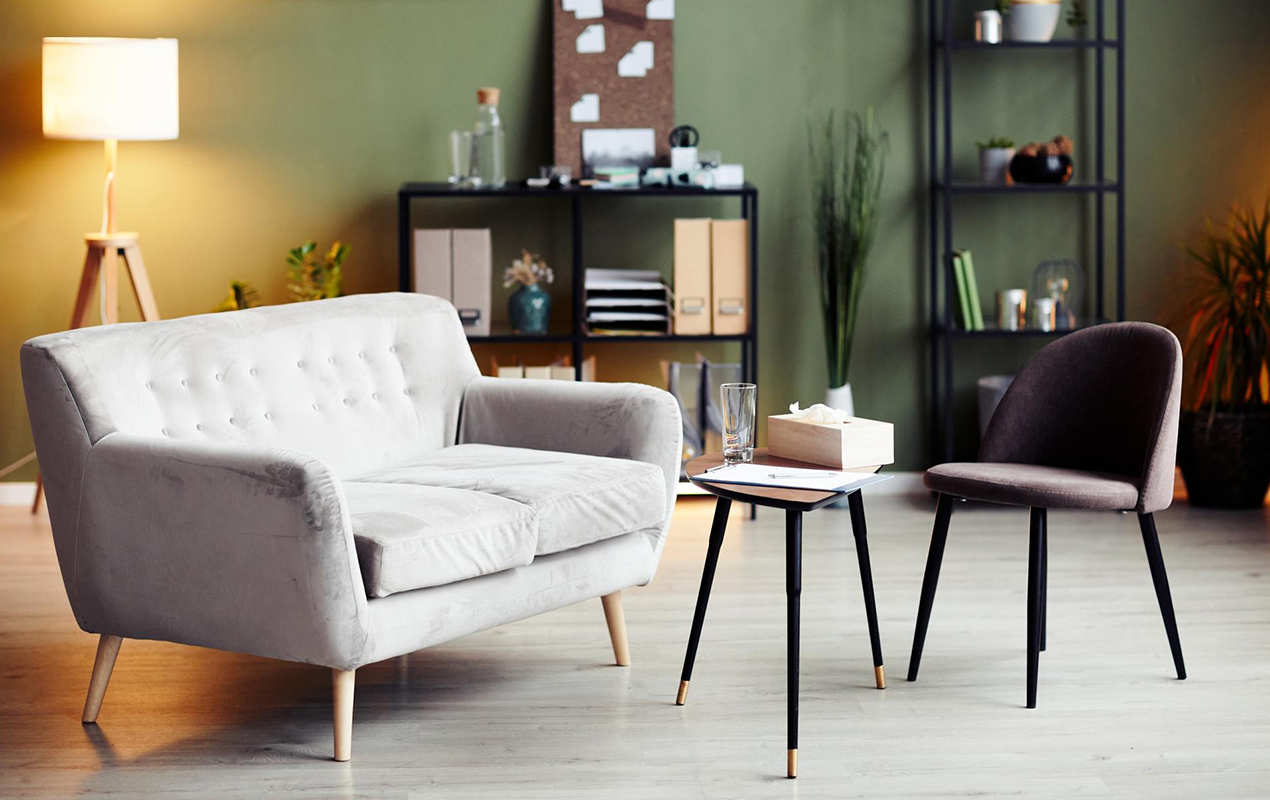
left=31, top=232, right=160, bottom=514
left=75, top=232, right=160, bottom=326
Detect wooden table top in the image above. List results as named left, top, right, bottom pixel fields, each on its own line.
left=685, top=448, right=882, bottom=512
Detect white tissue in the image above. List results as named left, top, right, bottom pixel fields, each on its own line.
left=788, top=402, right=851, bottom=423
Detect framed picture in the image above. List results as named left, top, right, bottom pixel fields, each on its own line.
left=581, top=128, right=656, bottom=174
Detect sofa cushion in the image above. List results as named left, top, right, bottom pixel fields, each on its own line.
left=343, top=482, right=537, bottom=598
left=359, top=444, right=666, bottom=556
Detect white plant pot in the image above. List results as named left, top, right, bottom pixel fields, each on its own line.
left=825, top=383, right=854, bottom=417
left=1005, top=1, right=1061, bottom=42
left=978, top=147, right=1015, bottom=184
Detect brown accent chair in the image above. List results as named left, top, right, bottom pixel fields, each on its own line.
left=908, top=322, right=1186, bottom=708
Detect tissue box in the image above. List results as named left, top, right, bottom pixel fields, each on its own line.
left=768, top=414, right=895, bottom=470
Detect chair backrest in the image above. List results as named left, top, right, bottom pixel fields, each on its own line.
left=978, top=321, right=1182, bottom=512
left=21, top=293, right=480, bottom=572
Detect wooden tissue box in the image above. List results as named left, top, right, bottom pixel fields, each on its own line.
left=768, top=414, right=895, bottom=470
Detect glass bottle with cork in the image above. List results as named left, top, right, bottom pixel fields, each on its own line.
left=469, top=87, right=505, bottom=189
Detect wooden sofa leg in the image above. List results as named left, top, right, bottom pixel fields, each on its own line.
left=601, top=591, right=631, bottom=666
left=332, top=668, right=355, bottom=762
left=82, top=634, right=123, bottom=723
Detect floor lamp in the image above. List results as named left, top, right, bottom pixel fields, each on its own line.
left=32, top=37, right=179, bottom=512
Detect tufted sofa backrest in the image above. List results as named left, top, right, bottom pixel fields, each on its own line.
left=23, top=293, right=480, bottom=478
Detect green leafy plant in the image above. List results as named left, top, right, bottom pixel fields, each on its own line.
left=213, top=280, right=261, bottom=312
left=1183, top=199, right=1270, bottom=413
left=809, top=109, right=888, bottom=389
left=995, top=0, right=1010, bottom=16
left=976, top=137, right=1016, bottom=150
left=1067, top=0, right=1088, bottom=27
left=287, top=240, right=347, bottom=302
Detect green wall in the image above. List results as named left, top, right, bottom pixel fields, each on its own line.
left=2, top=0, right=1269, bottom=480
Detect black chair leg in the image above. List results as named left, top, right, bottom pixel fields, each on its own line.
left=1040, top=510, right=1048, bottom=652
left=1138, top=512, right=1187, bottom=680
left=677, top=496, right=732, bottom=705
left=908, top=493, right=955, bottom=682
left=1026, top=507, right=1046, bottom=708
left=786, top=509, right=802, bottom=779
left=847, top=491, right=886, bottom=689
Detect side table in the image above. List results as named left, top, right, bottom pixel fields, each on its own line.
left=675, top=448, right=886, bottom=779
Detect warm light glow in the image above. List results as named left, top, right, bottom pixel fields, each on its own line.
left=42, top=37, right=179, bottom=141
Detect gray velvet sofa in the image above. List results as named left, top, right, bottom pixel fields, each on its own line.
left=21, top=292, right=682, bottom=761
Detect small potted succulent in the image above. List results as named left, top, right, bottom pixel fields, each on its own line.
left=1009, top=135, right=1074, bottom=184
left=1176, top=199, right=1270, bottom=508
left=976, top=137, right=1016, bottom=185
left=504, top=249, right=554, bottom=334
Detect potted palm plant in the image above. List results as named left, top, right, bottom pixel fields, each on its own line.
left=809, top=109, right=887, bottom=414
left=1177, top=199, right=1270, bottom=508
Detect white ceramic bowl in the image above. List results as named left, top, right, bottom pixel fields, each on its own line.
left=1006, top=1, right=1061, bottom=42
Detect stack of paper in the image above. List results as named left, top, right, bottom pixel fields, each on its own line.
left=696, top=463, right=893, bottom=493
left=585, top=269, right=672, bottom=335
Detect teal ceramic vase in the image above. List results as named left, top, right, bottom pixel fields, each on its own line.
left=508, top=282, right=551, bottom=334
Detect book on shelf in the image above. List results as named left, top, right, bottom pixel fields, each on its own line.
left=493, top=355, right=596, bottom=381
left=959, top=249, right=985, bottom=330
left=584, top=268, right=672, bottom=335
left=952, top=249, right=984, bottom=331
left=952, top=252, right=972, bottom=330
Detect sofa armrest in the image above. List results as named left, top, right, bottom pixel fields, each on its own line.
left=73, top=433, right=370, bottom=670
left=458, top=377, right=683, bottom=565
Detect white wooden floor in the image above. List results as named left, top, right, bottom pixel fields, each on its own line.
left=1, top=495, right=1268, bottom=799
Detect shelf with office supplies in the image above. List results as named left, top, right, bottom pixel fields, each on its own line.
left=397, top=181, right=759, bottom=387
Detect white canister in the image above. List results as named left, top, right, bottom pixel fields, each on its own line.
left=1005, top=0, right=1062, bottom=43
left=996, top=289, right=1027, bottom=331
left=975, top=10, right=1003, bottom=43
left=978, top=147, right=1015, bottom=184
left=1033, top=296, right=1056, bottom=331
left=671, top=146, right=698, bottom=174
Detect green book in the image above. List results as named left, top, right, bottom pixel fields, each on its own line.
left=951, top=252, right=972, bottom=331
left=959, top=250, right=985, bottom=330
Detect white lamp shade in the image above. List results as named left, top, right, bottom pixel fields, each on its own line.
left=43, top=37, right=179, bottom=141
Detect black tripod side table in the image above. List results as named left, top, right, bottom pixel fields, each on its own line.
left=676, top=449, right=886, bottom=779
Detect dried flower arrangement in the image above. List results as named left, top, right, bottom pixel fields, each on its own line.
left=503, top=249, right=554, bottom=288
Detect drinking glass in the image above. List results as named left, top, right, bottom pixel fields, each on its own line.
left=448, top=130, right=475, bottom=187
left=721, top=382, right=756, bottom=464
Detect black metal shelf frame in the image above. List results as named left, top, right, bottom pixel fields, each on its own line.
left=928, top=0, right=1126, bottom=463
left=396, top=182, right=759, bottom=390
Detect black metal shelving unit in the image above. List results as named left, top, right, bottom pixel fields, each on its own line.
left=928, top=0, right=1125, bottom=463
left=397, top=180, right=759, bottom=390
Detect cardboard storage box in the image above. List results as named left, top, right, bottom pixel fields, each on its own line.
left=768, top=414, right=895, bottom=470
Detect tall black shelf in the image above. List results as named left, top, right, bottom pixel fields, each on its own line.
left=396, top=180, right=759, bottom=394
left=928, top=0, right=1126, bottom=463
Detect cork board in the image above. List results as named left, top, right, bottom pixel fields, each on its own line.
left=553, top=0, right=674, bottom=177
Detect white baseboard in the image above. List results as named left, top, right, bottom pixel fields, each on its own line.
left=0, top=482, right=37, bottom=506
left=677, top=470, right=926, bottom=496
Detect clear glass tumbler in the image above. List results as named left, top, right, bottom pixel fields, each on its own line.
left=449, top=130, right=475, bottom=187
left=721, top=382, right=756, bottom=464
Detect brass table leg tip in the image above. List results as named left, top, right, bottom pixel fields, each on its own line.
left=875, top=665, right=886, bottom=690
left=675, top=680, right=689, bottom=705
left=787, top=749, right=797, bottom=778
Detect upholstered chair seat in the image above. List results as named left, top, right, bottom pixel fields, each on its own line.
left=924, top=463, right=1140, bottom=510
